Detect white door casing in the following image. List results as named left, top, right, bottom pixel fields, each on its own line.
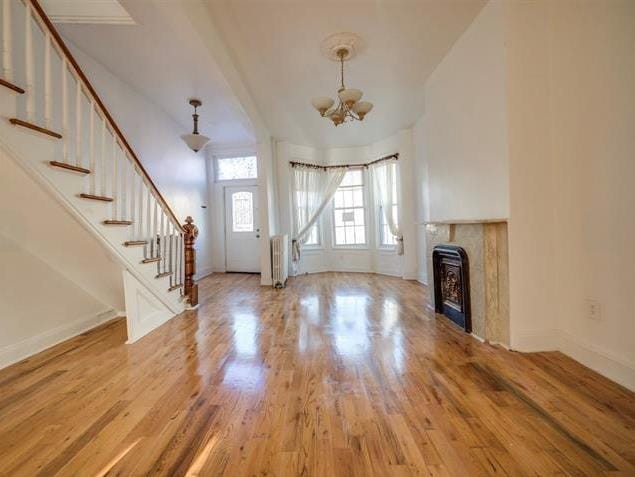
left=225, top=185, right=260, bottom=273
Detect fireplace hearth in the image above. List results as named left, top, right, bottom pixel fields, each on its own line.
left=432, top=245, right=471, bottom=332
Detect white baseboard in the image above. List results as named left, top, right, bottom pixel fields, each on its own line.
left=558, top=331, right=635, bottom=392
left=0, top=308, right=119, bottom=370
left=510, top=328, right=560, bottom=352
left=511, top=328, right=635, bottom=392
left=195, top=267, right=214, bottom=281
left=471, top=333, right=486, bottom=343
left=416, top=273, right=428, bottom=286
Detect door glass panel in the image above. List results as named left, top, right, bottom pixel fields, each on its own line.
left=232, top=191, right=254, bottom=232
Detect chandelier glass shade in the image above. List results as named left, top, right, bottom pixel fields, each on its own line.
left=311, top=48, right=373, bottom=126
left=181, top=99, right=211, bottom=153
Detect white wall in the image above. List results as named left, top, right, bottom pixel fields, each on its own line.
left=413, top=0, right=635, bottom=389
left=67, top=41, right=213, bottom=278
left=275, top=131, right=417, bottom=279
left=506, top=0, right=635, bottom=389
left=0, top=232, right=115, bottom=368
left=419, top=0, right=509, bottom=223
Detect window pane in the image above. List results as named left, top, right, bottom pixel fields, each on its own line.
left=342, top=210, right=355, bottom=223
left=355, top=226, right=366, bottom=244
left=340, top=170, right=363, bottom=187
left=335, top=227, right=345, bottom=245
left=353, top=189, right=364, bottom=207
left=345, top=226, right=355, bottom=244
left=304, top=224, right=320, bottom=246
left=232, top=191, right=254, bottom=232
left=333, top=190, right=344, bottom=208
left=217, top=156, right=258, bottom=181
left=354, top=208, right=365, bottom=224
left=334, top=210, right=344, bottom=226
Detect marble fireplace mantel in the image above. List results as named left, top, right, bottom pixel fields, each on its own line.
left=425, top=221, right=510, bottom=346
left=422, top=218, right=508, bottom=225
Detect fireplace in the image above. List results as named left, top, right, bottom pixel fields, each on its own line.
left=432, top=245, right=471, bottom=332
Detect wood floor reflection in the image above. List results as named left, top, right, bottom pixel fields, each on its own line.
left=0, top=272, right=633, bottom=476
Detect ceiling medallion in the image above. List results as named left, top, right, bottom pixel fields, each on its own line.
left=312, top=33, right=373, bottom=126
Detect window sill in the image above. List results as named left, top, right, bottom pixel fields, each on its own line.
left=332, top=245, right=369, bottom=251
left=377, top=246, right=397, bottom=252
left=301, top=246, right=323, bottom=253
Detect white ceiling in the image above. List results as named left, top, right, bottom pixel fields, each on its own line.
left=53, top=0, right=256, bottom=146
left=49, top=0, right=486, bottom=150
left=206, top=0, right=487, bottom=148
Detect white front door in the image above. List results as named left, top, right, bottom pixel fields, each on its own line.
left=225, top=186, right=260, bottom=273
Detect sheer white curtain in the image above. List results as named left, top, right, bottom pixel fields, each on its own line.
left=291, top=164, right=346, bottom=262
left=371, top=160, right=404, bottom=255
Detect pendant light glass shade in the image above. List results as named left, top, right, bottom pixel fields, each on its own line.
left=181, top=133, right=211, bottom=153
left=311, top=97, right=335, bottom=116
left=352, top=101, right=373, bottom=119
left=338, top=88, right=362, bottom=107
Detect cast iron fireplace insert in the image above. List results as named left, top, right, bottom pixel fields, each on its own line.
left=432, top=245, right=471, bottom=332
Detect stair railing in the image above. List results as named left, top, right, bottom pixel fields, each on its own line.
left=1, top=0, right=197, bottom=301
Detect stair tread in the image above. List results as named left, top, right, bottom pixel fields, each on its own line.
left=10, top=118, right=62, bottom=139
left=49, top=161, right=91, bottom=174
left=155, top=272, right=172, bottom=279
left=103, top=220, right=132, bottom=225
left=0, top=78, right=25, bottom=94
left=124, top=241, right=148, bottom=246
left=168, top=284, right=183, bottom=292
left=79, top=193, right=113, bottom=202
left=141, top=257, right=161, bottom=264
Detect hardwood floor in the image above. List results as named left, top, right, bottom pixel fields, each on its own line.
left=0, top=272, right=633, bottom=476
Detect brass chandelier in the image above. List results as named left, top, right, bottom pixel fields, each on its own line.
left=311, top=46, right=373, bottom=126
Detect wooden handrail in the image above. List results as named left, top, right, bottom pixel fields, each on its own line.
left=29, top=0, right=185, bottom=233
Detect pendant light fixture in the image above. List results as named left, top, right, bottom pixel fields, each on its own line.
left=181, top=99, right=211, bottom=153
left=311, top=33, right=373, bottom=126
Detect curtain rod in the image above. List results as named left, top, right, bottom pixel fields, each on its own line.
left=289, top=153, right=398, bottom=170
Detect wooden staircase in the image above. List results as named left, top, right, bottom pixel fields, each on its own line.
left=0, top=0, right=198, bottom=340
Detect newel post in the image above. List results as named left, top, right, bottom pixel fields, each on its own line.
left=183, top=216, right=199, bottom=307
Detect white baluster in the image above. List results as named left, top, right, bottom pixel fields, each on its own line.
left=89, top=102, right=95, bottom=193
left=130, top=165, right=136, bottom=237
left=121, top=154, right=128, bottom=220
left=146, top=183, right=152, bottom=256
left=25, top=1, right=34, bottom=120
left=2, top=0, right=13, bottom=81
left=160, top=210, right=166, bottom=272
left=169, top=224, right=175, bottom=283
left=44, top=32, right=51, bottom=127
left=100, top=118, right=106, bottom=196
left=153, top=199, right=159, bottom=257
left=61, top=58, right=68, bottom=162
left=136, top=173, right=143, bottom=241
left=111, top=136, right=118, bottom=219
left=75, top=80, right=82, bottom=167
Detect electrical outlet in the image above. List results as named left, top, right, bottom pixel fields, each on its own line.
left=586, top=299, right=602, bottom=321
